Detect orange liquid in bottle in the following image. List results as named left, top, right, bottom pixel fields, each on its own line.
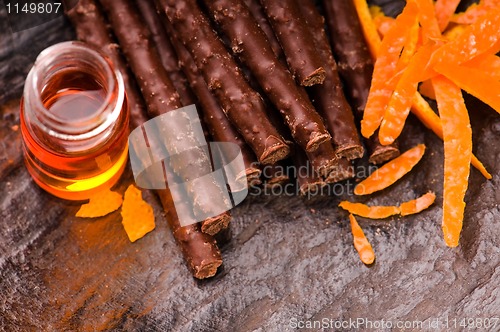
left=21, top=47, right=129, bottom=200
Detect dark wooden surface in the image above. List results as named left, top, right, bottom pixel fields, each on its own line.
left=1, top=2, right=499, bottom=331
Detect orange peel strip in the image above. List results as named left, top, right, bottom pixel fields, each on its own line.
left=121, top=185, right=155, bottom=242
left=353, top=0, right=382, bottom=59
left=400, top=192, right=436, bottom=216
left=339, top=192, right=436, bottom=219
left=339, top=201, right=400, bottom=219
left=349, top=214, right=376, bottom=265
left=354, top=144, right=426, bottom=196
left=432, top=75, right=472, bottom=248
left=379, top=43, right=438, bottom=146
left=464, top=54, right=500, bottom=81
left=450, top=0, right=498, bottom=25
left=415, top=0, right=442, bottom=41
left=432, top=6, right=500, bottom=66
left=434, top=62, right=500, bottom=113
left=435, top=0, right=461, bottom=32
left=410, top=93, right=491, bottom=179
left=76, top=189, right=123, bottom=218
left=361, top=1, right=419, bottom=138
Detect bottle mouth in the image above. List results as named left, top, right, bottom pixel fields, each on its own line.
left=24, top=41, right=124, bottom=141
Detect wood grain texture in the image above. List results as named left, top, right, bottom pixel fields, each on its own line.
left=1, top=1, right=499, bottom=331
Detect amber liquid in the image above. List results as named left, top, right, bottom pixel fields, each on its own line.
left=21, top=69, right=129, bottom=200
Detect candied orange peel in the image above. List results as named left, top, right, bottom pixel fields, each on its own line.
left=349, top=214, right=375, bottom=265
left=76, top=189, right=123, bottom=218
left=354, top=144, right=426, bottom=196
left=339, top=192, right=436, bottom=219
left=121, top=185, right=155, bottom=242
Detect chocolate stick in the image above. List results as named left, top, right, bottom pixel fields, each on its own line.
left=322, top=0, right=400, bottom=164
left=259, top=0, right=326, bottom=86
left=157, top=161, right=222, bottom=279
left=161, top=17, right=262, bottom=187
left=202, top=0, right=331, bottom=153
left=325, top=158, right=355, bottom=184
left=263, top=163, right=289, bottom=188
left=300, top=0, right=364, bottom=161
left=242, top=0, right=283, bottom=59
left=156, top=0, right=290, bottom=165
left=98, top=0, right=231, bottom=234
left=63, top=0, right=222, bottom=278
left=293, top=149, right=327, bottom=196
left=135, top=0, right=196, bottom=107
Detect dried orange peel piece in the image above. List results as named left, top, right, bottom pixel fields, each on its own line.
left=76, top=189, right=123, bottom=218
left=400, top=192, right=436, bottom=216
left=435, top=0, right=461, bottom=32
left=340, top=201, right=399, bottom=219
left=354, top=144, right=426, bottom=196
left=410, top=93, right=491, bottom=179
left=353, top=0, right=382, bottom=59
left=361, top=1, right=419, bottom=138
left=121, top=185, right=155, bottom=242
left=339, top=192, right=436, bottom=219
left=349, top=214, right=375, bottom=265
left=432, top=75, right=472, bottom=247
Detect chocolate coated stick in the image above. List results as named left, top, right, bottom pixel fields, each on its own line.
left=260, top=0, right=326, bottom=86
left=64, top=0, right=222, bottom=278
left=162, top=17, right=262, bottom=187
left=157, top=0, right=290, bottom=165
left=242, top=0, right=283, bottom=59
left=135, top=0, right=196, bottom=107
left=98, top=0, right=231, bottom=234
left=301, top=0, right=364, bottom=161
left=202, top=0, right=331, bottom=153
left=323, top=0, right=400, bottom=164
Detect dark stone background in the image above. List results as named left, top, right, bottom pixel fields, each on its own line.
left=0, top=1, right=498, bottom=331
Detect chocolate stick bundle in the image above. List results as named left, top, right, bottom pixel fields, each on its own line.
left=97, top=0, right=231, bottom=234
left=323, top=0, right=400, bottom=164
left=63, top=0, right=222, bottom=278
left=300, top=0, right=364, bottom=161
left=259, top=0, right=326, bottom=86
left=161, top=15, right=262, bottom=186
left=293, top=149, right=326, bottom=196
left=156, top=0, right=290, bottom=165
left=201, top=0, right=331, bottom=153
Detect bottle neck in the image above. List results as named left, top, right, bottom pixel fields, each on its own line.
left=22, top=41, right=125, bottom=153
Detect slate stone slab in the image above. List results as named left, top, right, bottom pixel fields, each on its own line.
left=0, top=1, right=499, bottom=331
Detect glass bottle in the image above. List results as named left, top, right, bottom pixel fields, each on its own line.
left=20, top=41, right=129, bottom=200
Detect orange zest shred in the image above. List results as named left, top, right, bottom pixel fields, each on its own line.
left=349, top=214, right=376, bottom=265
left=361, top=1, right=419, bottom=138
left=434, top=0, right=461, bottom=32
left=432, top=6, right=500, bottom=66
left=450, top=0, right=497, bottom=25
left=121, top=184, right=155, bottom=242
left=464, top=54, right=500, bottom=81
left=396, top=18, right=420, bottom=72
left=400, top=192, right=436, bottom=216
left=379, top=43, right=438, bottom=145
left=339, top=201, right=400, bottom=219
left=415, top=0, right=442, bottom=41
left=339, top=192, right=436, bottom=219
left=410, top=93, right=491, bottom=179
left=434, top=62, right=500, bottom=113
left=432, top=75, right=472, bottom=247
left=354, top=144, right=426, bottom=196
left=76, top=189, right=123, bottom=218
left=352, top=0, right=382, bottom=59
